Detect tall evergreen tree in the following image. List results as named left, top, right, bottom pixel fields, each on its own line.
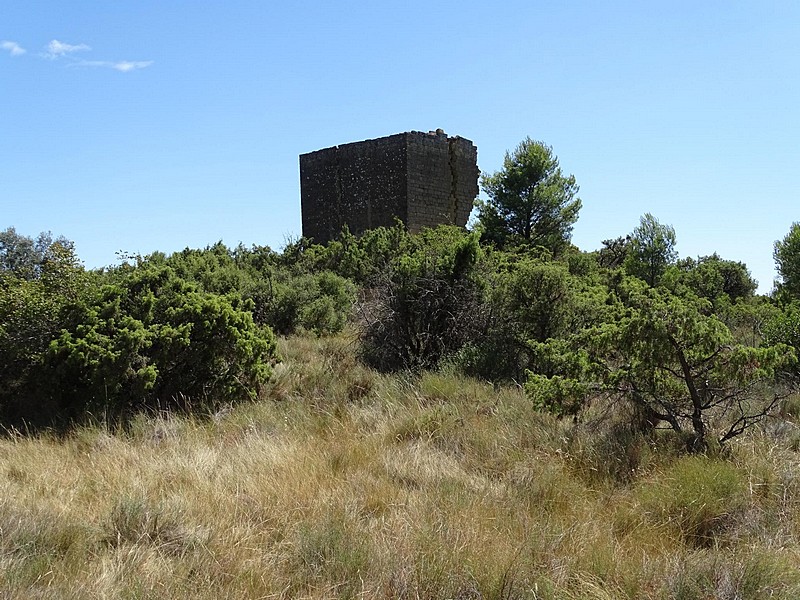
left=624, top=213, right=677, bottom=286
left=775, top=222, right=800, bottom=299
left=477, top=138, right=581, bottom=255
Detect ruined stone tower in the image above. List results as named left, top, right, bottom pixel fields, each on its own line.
left=299, top=130, right=479, bottom=244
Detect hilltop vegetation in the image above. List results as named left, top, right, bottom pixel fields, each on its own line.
left=1, top=214, right=797, bottom=448
left=1, top=222, right=799, bottom=598
left=1, top=139, right=800, bottom=597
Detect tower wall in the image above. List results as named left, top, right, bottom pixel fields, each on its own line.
left=300, top=131, right=478, bottom=244
left=405, top=131, right=478, bottom=232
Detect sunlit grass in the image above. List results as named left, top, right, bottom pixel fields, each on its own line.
left=0, top=332, right=799, bottom=598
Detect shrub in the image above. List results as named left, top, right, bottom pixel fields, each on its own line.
left=763, top=304, right=800, bottom=378
left=0, top=238, right=93, bottom=422
left=359, top=227, right=488, bottom=372
left=453, top=253, right=611, bottom=383
left=144, top=242, right=356, bottom=336
left=528, top=279, right=796, bottom=450
left=3, top=264, right=277, bottom=426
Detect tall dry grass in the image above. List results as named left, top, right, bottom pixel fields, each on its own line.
left=0, top=332, right=798, bottom=598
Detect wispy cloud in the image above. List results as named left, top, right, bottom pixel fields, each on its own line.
left=1, top=40, right=26, bottom=56
left=112, top=60, right=154, bottom=72
left=4, top=38, right=152, bottom=73
left=43, top=39, right=91, bottom=59
left=73, top=59, right=154, bottom=72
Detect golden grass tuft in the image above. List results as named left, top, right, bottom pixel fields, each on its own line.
left=0, top=332, right=799, bottom=598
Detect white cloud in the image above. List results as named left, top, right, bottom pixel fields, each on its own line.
left=72, top=59, right=154, bottom=72
left=44, top=39, right=90, bottom=59
left=1, top=40, right=26, bottom=56
left=6, top=38, right=152, bottom=73
left=111, top=60, right=154, bottom=72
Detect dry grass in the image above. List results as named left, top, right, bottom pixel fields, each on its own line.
left=0, top=333, right=799, bottom=598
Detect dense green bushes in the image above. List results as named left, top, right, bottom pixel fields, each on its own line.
left=148, top=241, right=356, bottom=336
left=43, top=265, right=276, bottom=422
left=0, top=230, right=279, bottom=427
left=1, top=215, right=798, bottom=444
left=0, top=225, right=370, bottom=427
left=359, top=227, right=487, bottom=371
left=523, top=275, right=794, bottom=449
left=763, top=303, right=800, bottom=379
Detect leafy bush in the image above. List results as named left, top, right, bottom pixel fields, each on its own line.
left=525, top=374, right=588, bottom=417
left=144, top=242, right=356, bottom=336
left=0, top=227, right=77, bottom=281
left=359, top=227, right=488, bottom=371
left=283, top=225, right=406, bottom=285
left=454, top=253, right=611, bottom=383
left=526, top=278, right=796, bottom=449
left=1, top=262, right=277, bottom=426
left=265, top=270, right=355, bottom=336
left=763, top=303, right=800, bottom=378
left=666, top=253, right=757, bottom=305
left=0, top=237, right=92, bottom=421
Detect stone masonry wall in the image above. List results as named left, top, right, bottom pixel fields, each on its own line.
left=299, top=133, right=408, bottom=245
left=300, top=131, right=478, bottom=244
left=405, top=131, right=478, bottom=233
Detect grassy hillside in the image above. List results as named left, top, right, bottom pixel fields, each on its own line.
left=1, top=333, right=799, bottom=599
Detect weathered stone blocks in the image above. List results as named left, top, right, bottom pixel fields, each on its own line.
left=300, top=130, right=479, bottom=244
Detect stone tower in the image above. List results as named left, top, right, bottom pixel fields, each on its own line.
left=299, top=130, right=479, bottom=244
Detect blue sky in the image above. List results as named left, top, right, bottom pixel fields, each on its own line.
left=2, top=1, right=798, bottom=292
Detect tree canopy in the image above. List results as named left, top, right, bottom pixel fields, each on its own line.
left=0, top=227, right=77, bottom=280
left=477, top=138, right=581, bottom=255
left=624, top=213, right=677, bottom=286
left=775, top=222, right=800, bottom=299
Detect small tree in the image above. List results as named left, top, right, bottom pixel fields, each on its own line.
left=667, top=254, right=757, bottom=305
left=598, top=236, right=630, bottom=269
left=477, top=138, right=581, bottom=255
left=0, top=227, right=77, bottom=280
left=526, top=280, right=795, bottom=450
left=775, top=222, right=800, bottom=299
left=624, top=213, right=677, bottom=286
left=0, top=234, right=90, bottom=415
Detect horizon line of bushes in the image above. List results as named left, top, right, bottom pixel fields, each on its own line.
left=1, top=136, right=799, bottom=448
left=1, top=219, right=798, bottom=449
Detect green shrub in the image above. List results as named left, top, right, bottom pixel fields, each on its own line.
left=2, top=263, right=277, bottom=426
left=360, top=226, right=488, bottom=372
left=763, top=304, right=800, bottom=378
left=299, top=271, right=355, bottom=334
left=0, top=238, right=94, bottom=423
left=145, top=242, right=356, bottom=336
left=525, top=374, right=588, bottom=418
left=60, top=266, right=274, bottom=418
